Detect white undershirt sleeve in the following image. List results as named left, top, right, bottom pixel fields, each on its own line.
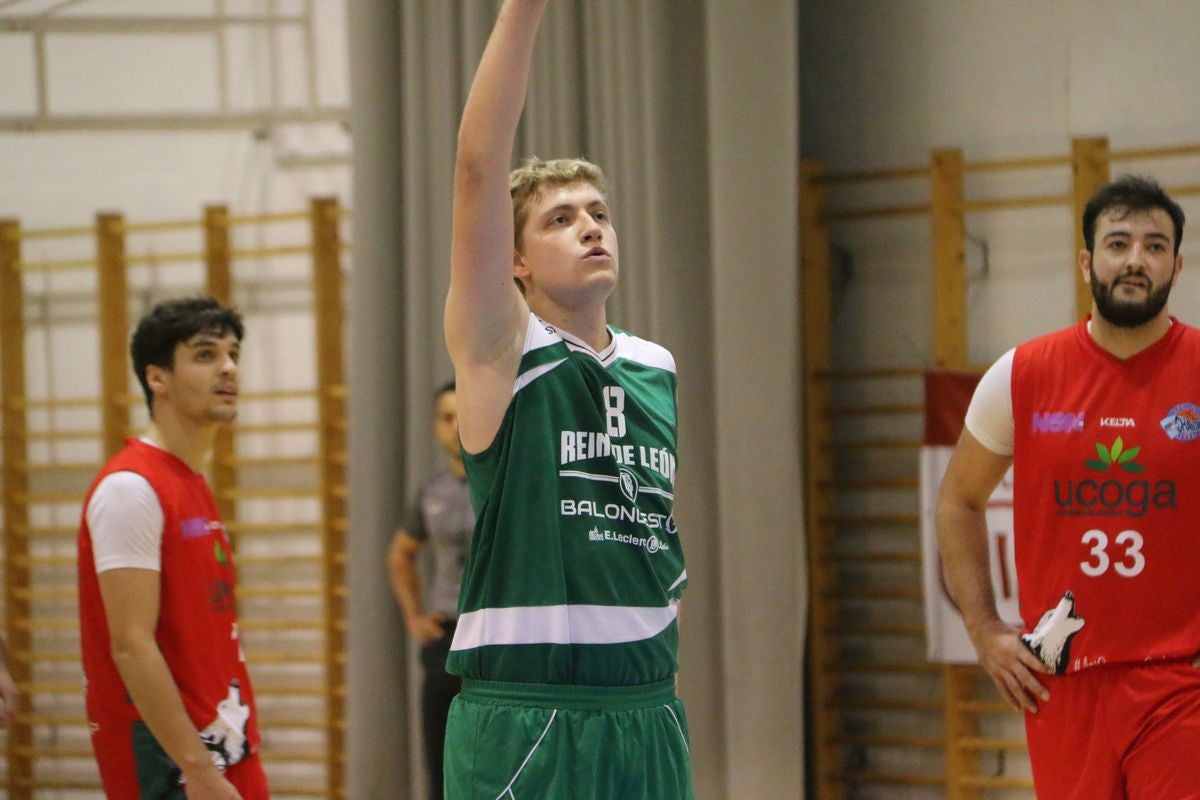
left=963, top=348, right=1016, bottom=457
left=86, top=471, right=164, bottom=573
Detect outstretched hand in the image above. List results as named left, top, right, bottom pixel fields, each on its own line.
left=969, top=618, right=1053, bottom=713
left=182, top=762, right=242, bottom=800
left=407, top=613, right=447, bottom=647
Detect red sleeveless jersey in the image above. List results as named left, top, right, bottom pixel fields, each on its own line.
left=1012, top=318, right=1200, bottom=673
left=78, top=439, right=260, bottom=768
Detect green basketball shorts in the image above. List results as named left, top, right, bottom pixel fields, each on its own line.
left=444, top=678, right=694, bottom=799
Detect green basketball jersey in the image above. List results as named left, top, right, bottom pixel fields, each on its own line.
left=447, top=314, right=687, bottom=686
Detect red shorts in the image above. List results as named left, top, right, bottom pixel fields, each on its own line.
left=91, top=717, right=269, bottom=799
left=1025, top=659, right=1200, bottom=800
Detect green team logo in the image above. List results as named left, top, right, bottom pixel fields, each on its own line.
left=214, top=540, right=228, bottom=566
left=618, top=467, right=639, bottom=503
left=1085, top=437, right=1143, bottom=473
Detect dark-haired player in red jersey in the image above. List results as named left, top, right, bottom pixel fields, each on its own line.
left=78, top=297, right=268, bottom=799
left=938, top=175, right=1200, bottom=799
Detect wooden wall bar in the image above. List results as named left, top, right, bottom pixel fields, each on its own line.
left=930, top=148, right=967, bottom=370
left=205, top=204, right=238, bottom=530
left=1071, top=138, right=1111, bottom=321
left=1, top=217, right=34, bottom=800
left=96, top=212, right=130, bottom=461
left=311, top=196, right=348, bottom=800
left=799, top=161, right=845, bottom=800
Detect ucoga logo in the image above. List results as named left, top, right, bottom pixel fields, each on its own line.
left=1052, top=478, right=1175, bottom=518
left=1054, top=438, right=1175, bottom=518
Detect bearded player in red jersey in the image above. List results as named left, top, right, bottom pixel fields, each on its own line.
left=78, top=297, right=267, bottom=799
left=938, top=175, right=1200, bottom=799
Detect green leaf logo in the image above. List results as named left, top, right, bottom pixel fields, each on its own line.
left=1086, top=438, right=1144, bottom=472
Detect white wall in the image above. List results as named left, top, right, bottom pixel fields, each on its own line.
left=0, top=0, right=351, bottom=228
left=802, top=0, right=1200, bottom=365
left=0, top=2, right=354, bottom=414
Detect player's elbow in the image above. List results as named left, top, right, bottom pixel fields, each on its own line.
left=936, top=490, right=973, bottom=531
left=454, top=140, right=491, bottom=184
left=939, top=483, right=988, bottom=520
left=937, top=461, right=991, bottom=515
left=387, top=536, right=414, bottom=573
left=454, top=132, right=509, bottom=190
left=386, top=546, right=405, bottom=575
left=108, top=628, right=153, bottom=670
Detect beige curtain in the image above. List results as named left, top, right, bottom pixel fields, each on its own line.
left=347, top=2, right=803, bottom=797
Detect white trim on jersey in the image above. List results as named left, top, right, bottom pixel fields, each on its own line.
left=613, top=330, right=676, bottom=373
left=524, top=313, right=565, bottom=354
left=87, top=470, right=164, bottom=573
left=558, top=469, right=675, bottom=500
left=451, top=602, right=679, bottom=650
left=549, top=316, right=619, bottom=362
left=513, top=358, right=568, bottom=395
left=524, top=313, right=677, bottom=373
left=559, top=469, right=620, bottom=483
left=666, top=570, right=687, bottom=593
left=964, top=348, right=1015, bottom=456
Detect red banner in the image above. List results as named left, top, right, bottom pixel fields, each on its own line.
left=924, top=370, right=982, bottom=445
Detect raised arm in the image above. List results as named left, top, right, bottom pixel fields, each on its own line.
left=445, top=0, right=548, bottom=452
left=937, top=429, right=1051, bottom=712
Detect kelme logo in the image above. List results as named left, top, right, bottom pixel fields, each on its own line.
left=1085, top=437, right=1143, bottom=473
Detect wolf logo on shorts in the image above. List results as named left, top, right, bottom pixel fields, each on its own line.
left=1022, top=591, right=1085, bottom=674
left=199, top=680, right=252, bottom=769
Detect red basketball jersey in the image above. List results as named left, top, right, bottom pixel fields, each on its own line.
left=78, top=439, right=260, bottom=788
left=1012, top=318, right=1200, bottom=673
